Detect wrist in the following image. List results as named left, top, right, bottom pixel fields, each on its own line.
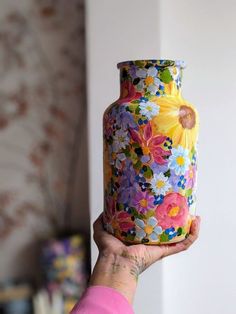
left=89, top=250, right=138, bottom=304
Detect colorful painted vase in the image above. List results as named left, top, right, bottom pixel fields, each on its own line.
left=103, top=59, right=199, bottom=245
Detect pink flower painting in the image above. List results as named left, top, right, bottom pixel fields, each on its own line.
left=129, top=122, right=171, bottom=164
left=155, top=192, right=188, bottom=229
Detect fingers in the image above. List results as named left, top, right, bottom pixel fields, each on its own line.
left=181, top=215, right=201, bottom=250
left=93, top=213, right=105, bottom=239
left=92, top=214, right=201, bottom=263
left=93, top=213, right=104, bottom=231
left=162, top=215, right=201, bottom=258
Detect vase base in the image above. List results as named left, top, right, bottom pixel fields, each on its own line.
left=112, top=233, right=189, bottom=246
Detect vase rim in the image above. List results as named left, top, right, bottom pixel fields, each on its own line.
left=117, top=59, right=186, bottom=69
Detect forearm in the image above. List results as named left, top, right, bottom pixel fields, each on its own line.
left=89, top=250, right=139, bottom=304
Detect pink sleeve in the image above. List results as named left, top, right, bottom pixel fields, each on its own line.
left=70, top=285, right=134, bottom=314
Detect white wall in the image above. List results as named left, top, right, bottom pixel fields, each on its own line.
left=85, top=1, right=163, bottom=313
left=86, top=1, right=236, bottom=313
left=160, top=1, right=236, bottom=314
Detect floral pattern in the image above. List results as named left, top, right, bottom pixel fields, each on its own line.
left=156, top=192, right=188, bottom=229
left=135, top=66, right=164, bottom=95
left=135, top=217, right=162, bottom=242
left=168, top=146, right=190, bottom=175
left=151, top=172, right=172, bottom=196
left=103, top=60, right=199, bottom=244
left=139, top=100, right=160, bottom=120
left=131, top=191, right=155, bottom=214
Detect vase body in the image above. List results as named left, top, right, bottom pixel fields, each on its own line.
left=103, top=60, right=199, bottom=245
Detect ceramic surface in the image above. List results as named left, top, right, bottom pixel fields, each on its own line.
left=103, top=60, right=199, bottom=245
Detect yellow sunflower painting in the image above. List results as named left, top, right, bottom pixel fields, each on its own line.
left=152, top=96, right=199, bottom=151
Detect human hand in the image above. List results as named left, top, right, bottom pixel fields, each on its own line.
left=93, top=213, right=201, bottom=276
left=90, top=213, right=200, bottom=304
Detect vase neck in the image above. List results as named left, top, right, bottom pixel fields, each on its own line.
left=118, top=60, right=184, bottom=101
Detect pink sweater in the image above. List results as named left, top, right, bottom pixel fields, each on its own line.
left=70, top=285, right=134, bottom=314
